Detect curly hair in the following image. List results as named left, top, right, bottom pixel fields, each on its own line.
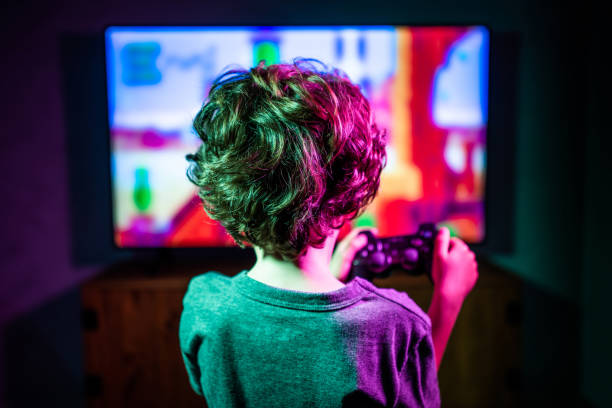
left=186, top=59, right=387, bottom=261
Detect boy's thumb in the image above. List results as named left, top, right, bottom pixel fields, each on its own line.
left=435, top=226, right=450, bottom=258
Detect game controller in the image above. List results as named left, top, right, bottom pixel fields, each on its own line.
left=347, top=223, right=439, bottom=284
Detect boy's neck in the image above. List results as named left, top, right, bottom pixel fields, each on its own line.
left=247, top=229, right=345, bottom=293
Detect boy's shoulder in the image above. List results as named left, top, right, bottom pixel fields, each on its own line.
left=188, top=271, right=231, bottom=290
left=353, top=277, right=432, bottom=329
left=183, top=271, right=233, bottom=306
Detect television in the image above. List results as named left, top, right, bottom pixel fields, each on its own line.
left=104, top=25, right=491, bottom=250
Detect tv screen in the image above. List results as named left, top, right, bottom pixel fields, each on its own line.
left=105, top=25, right=489, bottom=248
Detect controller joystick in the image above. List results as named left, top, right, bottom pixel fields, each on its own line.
left=369, top=251, right=388, bottom=273
left=347, top=223, right=438, bottom=284
left=400, top=248, right=419, bottom=270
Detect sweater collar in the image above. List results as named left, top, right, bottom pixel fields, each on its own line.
left=233, top=270, right=367, bottom=311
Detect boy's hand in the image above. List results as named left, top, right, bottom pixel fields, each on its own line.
left=331, top=227, right=378, bottom=283
left=432, top=227, right=479, bottom=303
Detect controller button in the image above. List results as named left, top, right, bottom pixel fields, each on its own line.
left=376, top=241, right=383, bottom=252
left=361, top=250, right=368, bottom=258
left=421, top=229, right=433, bottom=239
left=411, top=238, right=423, bottom=247
left=368, top=243, right=374, bottom=251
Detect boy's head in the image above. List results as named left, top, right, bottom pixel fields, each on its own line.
left=186, top=59, right=387, bottom=261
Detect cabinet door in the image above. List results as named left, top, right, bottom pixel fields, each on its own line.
left=82, top=277, right=205, bottom=408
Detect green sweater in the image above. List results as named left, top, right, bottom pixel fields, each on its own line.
left=179, top=271, right=440, bottom=407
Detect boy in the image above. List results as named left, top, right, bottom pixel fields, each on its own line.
left=180, top=59, right=478, bottom=407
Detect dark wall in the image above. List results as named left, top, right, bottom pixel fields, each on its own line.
left=0, top=0, right=607, bottom=406
left=581, top=9, right=610, bottom=407
left=487, top=5, right=585, bottom=301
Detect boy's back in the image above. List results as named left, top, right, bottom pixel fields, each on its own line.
left=179, top=271, right=440, bottom=407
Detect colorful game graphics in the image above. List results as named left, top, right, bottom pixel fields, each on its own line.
left=105, top=26, right=489, bottom=248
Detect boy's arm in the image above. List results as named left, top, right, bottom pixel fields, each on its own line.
left=427, top=290, right=464, bottom=371
left=179, top=277, right=205, bottom=396
left=427, top=227, right=478, bottom=371
left=397, top=321, right=442, bottom=407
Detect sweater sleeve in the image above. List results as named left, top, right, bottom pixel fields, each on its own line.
left=397, top=324, right=441, bottom=408
left=178, top=277, right=205, bottom=396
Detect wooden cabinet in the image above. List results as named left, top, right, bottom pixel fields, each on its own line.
left=81, top=257, right=521, bottom=407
